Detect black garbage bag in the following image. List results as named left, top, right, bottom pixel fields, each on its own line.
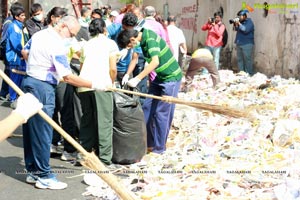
left=112, top=91, right=147, bottom=164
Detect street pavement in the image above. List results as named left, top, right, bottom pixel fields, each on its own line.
left=0, top=62, right=96, bottom=200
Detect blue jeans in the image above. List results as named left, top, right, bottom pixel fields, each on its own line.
left=205, top=46, right=222, bottom=70
left=236, top=44, right=254, bottom=75
left=22, top=76, right=56, bottom=178
left=143, top=79, right=181, bottom=154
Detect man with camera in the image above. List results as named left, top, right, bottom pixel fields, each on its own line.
left=231, top=9, right=255, bottom=75
left=201, top=11, right=225, bottom=70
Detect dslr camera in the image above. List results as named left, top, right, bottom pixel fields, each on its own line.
left=209, top=17, right=215, bottom=23
left=229, top=17, right=239, bottom=24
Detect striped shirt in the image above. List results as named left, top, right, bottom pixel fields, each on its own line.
left=140, top=29, right=182, bottom=82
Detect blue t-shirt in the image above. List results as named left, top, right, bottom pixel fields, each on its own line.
left=234, top=18, right=255, bottom=45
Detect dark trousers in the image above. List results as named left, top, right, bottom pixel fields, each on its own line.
left=0, top=67, right=9, bottom=98
left=143, top=79, right=181, bottom=154
left=133, top=55, right=147, bottom=105
left=52, top=82, right=82, bottom=153
left=9, top=65, right=25, bottom=101
left=22, top=76, right=55, bottom=178
left=79, top=91, right=113, bottom=165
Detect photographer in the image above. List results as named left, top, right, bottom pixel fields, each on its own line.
left=201, top=11, right=225, bottom=70
left=232, top=9, right=255, bottom=75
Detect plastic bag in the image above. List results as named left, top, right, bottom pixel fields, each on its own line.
left=112, top=90, right=147, bottom=164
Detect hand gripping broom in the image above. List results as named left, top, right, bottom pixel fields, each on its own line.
left=0, top=69, right=138, bottom=200
left=109, top=87, right=252, bottom=119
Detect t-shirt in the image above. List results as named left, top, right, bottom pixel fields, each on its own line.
left=78, top=34, right=119, bottom=92
left=141, top=29, right=182, bottom=82
left=167, top=25, right=186, bottom=61
left=26, top=27, right=72, bottom=85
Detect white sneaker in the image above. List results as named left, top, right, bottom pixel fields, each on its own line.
left=50, top=144, right=62, bottom=154
left=25, top=173, right=38, bottom=184
left=60, top=151, right=77, bottom=161
left=35, top=176, right=68, bottom=190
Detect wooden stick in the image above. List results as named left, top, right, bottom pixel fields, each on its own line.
left=11, top=69, right=27, bottom=75
left=0, top=69, right=138, bottom=200
left=110, top=87, right=251, bottom=119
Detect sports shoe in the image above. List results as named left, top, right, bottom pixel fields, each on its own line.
left=25, top=173, right=38, bottom=184
left=60, top=151, right=77, bottom=161
left=0, top=95, right=8, bottom=101
left=35, top=176, right=68, bottom=190
left=50, top=144, right=63, bottom=154
left=9, top=100, right=17, bottom=109
left=74, top=152, right=83, bottom=166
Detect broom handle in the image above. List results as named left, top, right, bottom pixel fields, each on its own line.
left=110, top=87, right=170, bottom=101
left=0, top=69, right=138, bottom=200
left=0, top=69, right=87, bottom=154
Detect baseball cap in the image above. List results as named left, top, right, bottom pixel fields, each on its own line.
left=237, top=9, right=249, bottom=16
left=110, top=10, right=119, bottom=17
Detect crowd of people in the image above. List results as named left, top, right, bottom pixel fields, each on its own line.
left=0, top=1, right=255, bottom=190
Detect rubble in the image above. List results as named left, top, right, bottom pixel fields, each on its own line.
left=83, top=70, right=300, bottom=199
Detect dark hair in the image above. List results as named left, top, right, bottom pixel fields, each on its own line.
left=154, top=14, right=167, bottom=29
left=30, top=3, right=43, bottom=16
left=81, top=7, right=90, bottom=16
left=46, top=7, right=68, bottom=25
left=11, top=5, right=25, bottom=18
left=214, top=11, right=223, bottom=18
left=122, top=12, right=138, bottom=27
left=10, top=2, right=23, bottom=13
left=91, top=8, right=103, bottom=18
left=117, top=29, right=138, bottom=49
left=89, top=18, right=106, bottom=37
left=101, top=4, right=111, bottom=16
left=167, top=15, right=176, bottom=22
left=119, top=4, right=136, bottom=14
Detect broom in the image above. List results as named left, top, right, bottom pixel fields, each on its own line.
left=109, top=87, right=252, bottom=119
left=0, top=69, right=138, bottom=200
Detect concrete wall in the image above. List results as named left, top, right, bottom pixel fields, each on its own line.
left=144, top=0, right=300, bottom=78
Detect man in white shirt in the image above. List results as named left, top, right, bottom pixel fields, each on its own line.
left=167, top=15, right=187, bottom=63
left=21, top=15, right=106, bottom=190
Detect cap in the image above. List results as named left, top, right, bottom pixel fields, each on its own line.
left=237, top=9, right=249, bottom=16
left=110, top=10, right=119, bottom=17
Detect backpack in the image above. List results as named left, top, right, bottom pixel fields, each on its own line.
left=0, top=18, right=12, bottom=62
left=222, top=25, right=228, bottom=48
left=0, top=39, right=7, bottom=61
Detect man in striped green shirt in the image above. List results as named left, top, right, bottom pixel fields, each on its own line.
left=117, top=28, right=182, bottom=154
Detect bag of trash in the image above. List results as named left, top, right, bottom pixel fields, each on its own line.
left=112, top=90, right=147, bottom=164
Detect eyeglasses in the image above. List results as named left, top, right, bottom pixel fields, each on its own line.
left=65, top=24, right=76, bottom=37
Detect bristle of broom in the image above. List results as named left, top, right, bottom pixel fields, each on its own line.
left=164, top=96, right=252, bottom=119
left=187, top=102, right=251, bottom=119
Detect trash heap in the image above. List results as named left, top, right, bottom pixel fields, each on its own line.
left=83, top=70, right=300, bottom=200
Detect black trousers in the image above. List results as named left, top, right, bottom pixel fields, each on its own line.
left=52, top=82, right=82, bottom=153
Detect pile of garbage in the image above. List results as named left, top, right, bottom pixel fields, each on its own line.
left=83, top=70, right=300, bottom=199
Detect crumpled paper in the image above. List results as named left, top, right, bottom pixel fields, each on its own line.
left=82, top=70, right=300, bottom=199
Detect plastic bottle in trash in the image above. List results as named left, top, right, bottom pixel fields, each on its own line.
left=278, top=134, right=290, bottom=147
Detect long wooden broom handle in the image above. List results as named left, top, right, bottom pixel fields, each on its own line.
left=0, top=69, right=88, bottom=154
left=0, top=69, right=139, bottom=200
left=109, top=87, right=175, bottom=102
